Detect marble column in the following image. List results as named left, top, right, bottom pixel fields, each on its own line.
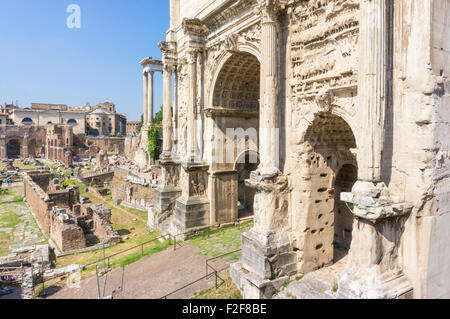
left=232, top=1, right=296, bottom=299
left=143, top=70, right=149, bottom=125
left=338, top=0, right=413, bottom=299
left=186, top=50, right=198, bottom=163
left=173, top=67, right=179, bottom=158
left=147, top=71, right=154, bottom=125
left=161, top=65, right=173, bottom=159
left=357, top=0, right=389, bottom=182
left=260, top=1, right=279, bottom=170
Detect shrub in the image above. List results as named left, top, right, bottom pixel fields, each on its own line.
left=62, top=180, right=76, bottom=189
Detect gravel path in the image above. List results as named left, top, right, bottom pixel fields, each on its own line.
left=46, top=244, right=228, bottom=299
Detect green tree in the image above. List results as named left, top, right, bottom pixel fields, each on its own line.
left=148, top=126, right=162, bottom=162
left=154, top=108, right=163, bottom=124
left=137, top=114, right=144, bottom=133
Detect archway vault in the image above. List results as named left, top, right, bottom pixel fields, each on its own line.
left=292, top=112, right=358, bottom=274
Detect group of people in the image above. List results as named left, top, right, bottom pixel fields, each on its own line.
left=0, top=178, right=13, bottom=188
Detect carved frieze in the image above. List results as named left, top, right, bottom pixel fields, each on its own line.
left=289, top=0, right=359, bottom=99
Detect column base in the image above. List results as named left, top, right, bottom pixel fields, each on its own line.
left=172, top=196, right=210, bottom=238
left=337, top=180, right=414, bottom=299
left=240, top=228, right=297, bottom=281
left=338, top=268, right=413, bottom=299
left=230, top=261, right=290, bottom=299
left=149, top=186, right=182, bottom=233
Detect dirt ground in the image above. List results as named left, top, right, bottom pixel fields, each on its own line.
left=45, top=244, right=229, bottom=299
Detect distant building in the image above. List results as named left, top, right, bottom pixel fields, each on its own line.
left=86, top=102, right=126, bottom=136
left=30, top=103, right=68, bottom=111
left=126, top=121, right=140, bottom=136
left=10, top=108, right=86, bottom=135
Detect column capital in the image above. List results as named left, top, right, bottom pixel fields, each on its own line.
left=186, top=49, right=199, bottom=65
left=258, top=0, right=287, bottom=22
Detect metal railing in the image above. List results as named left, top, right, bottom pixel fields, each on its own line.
left=206, top=249, right=241, bottom=279
left=159, top=249, right=241, bottom=299
left=82, top=234, right=172, bottom=269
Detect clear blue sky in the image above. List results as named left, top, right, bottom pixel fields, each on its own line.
left=0, top=0, right=169, bottom=121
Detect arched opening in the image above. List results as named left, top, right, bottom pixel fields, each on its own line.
left=295, top=113, right=357, bottom=273
left=7, top=139, right=21, bottom=159
left=235, top=150, right=260, bottom=218
left=333, top=163, right=357, bottom=262
left=210, top=52, right=260, bottom=224
left=22, top=118, right=33, bottom=125
left=67, top=119, right=77, bottom=126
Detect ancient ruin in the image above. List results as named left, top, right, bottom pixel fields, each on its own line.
left=143, top=0, right=450, bottom=299
left=23, top=171, right=120, bottom=253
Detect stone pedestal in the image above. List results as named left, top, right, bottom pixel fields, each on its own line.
left=171, top=163, right=210, bottom=236
left=231, top=168, right=297, bottom=299
left=337, top=180, right=414, bottom=299
left=150, top=158, right=181, bottom=233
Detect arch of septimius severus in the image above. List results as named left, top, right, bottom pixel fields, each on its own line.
left=137, top=0, right=449, bottom=299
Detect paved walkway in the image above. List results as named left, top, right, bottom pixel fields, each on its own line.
left=46, top=244, right=228, bottom=299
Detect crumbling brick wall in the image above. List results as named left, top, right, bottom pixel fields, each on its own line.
left=50, top=209, right=86, bottom=252
left=91, top=205, right=120, bottom=244
left=111, top=170, right=154, bottom=209
left=23, top=172, right=56, bottom=233
left=23, top=172, right=85, bottom=252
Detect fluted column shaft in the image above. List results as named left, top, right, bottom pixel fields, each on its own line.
left=147, top=71, right=154, bottom=125
left=358, top=0, right=388, bottom=181
left=260, top=4, right=279, bottom=169
left=143, top=71, right=148, bottom=125
left=187, top=50, right=197, bottom=161
left=162, top=66, right=173, bottom=157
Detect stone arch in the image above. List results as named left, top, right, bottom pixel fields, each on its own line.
left=211, top=52, right=260, bottom=110
left=208, top=48, right=261, bottom=109
left=208, top=50, right=261, bottom=225
left=293, top=112, right=358, bottom=273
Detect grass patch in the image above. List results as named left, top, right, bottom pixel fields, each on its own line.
left=0, top=211, right=22, bottom=228
left=295, top=274, right=304, bottom=281
left=111, top=240, right=171, bottom=268
left=192, top=270, right=242, bottom=299
left=282, top=280, right=291, bottom=288
left=332, top=281, right=338, bottom=293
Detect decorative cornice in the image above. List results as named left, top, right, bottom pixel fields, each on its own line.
left=182, top=18, right=208, bottom=37
left=139, top=56, right=163, bottom=67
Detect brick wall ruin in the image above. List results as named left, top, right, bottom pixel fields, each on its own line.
left=23, top=171, right=120, bottom=252
left=111, top=168, right=154, bottom=210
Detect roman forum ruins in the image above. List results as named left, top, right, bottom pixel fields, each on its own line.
left=140, top=0, right=449, bottom=299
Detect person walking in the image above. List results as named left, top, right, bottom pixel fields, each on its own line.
left=0, top=179, right=3, bottom=188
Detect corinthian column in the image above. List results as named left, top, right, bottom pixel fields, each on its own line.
left=358, top=0, right=388, bottom=182
left=338, top=1, right=413, bottom=299
left=186, top=50, right=198, bottom=163
left=161, top=65, right=173, bottom=159
left=142, top=70, right=149, bottom=125
left=260, top=1, right=279, bottom=170
left=234, top=1, right=296, bottom=298
left=147, top=71, right=154, bottom=125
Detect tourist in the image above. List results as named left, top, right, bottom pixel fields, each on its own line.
left=0, top=179, right=3, bottom=188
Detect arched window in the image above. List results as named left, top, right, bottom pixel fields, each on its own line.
left=67, top=119, right=78, bottom=126
left=22, top=117, right=33, bottom=125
